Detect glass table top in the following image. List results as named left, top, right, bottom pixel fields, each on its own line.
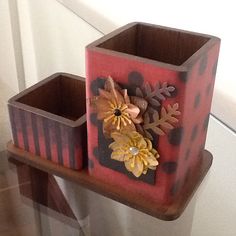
left=0, top=149, right=198, bottom=236
left=0, top=151, right=88, bottom=236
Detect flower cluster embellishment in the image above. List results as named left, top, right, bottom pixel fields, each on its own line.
left=92, top=76, right=181, bottom=178
left=109, top=132, right=159, bottom=177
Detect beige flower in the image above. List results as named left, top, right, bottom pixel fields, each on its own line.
left=95, top=76, right=146, bottom=137
left=109, top=131, right=159, bottom=177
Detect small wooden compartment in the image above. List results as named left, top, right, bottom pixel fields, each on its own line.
left=8, top=73, right=87, bottom=170
left=97, top=23, right=210, bottom=66
left=86, top=22, right=220, bottom=205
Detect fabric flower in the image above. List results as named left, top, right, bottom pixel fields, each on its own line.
left=95, top=76, right=147, bottom=137
left=109, top=131, right=159, bottom=177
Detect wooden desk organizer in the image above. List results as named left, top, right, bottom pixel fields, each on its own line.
left=86, top=22, right=220, bottom=205
left=6, top=22, right=220, bottom=219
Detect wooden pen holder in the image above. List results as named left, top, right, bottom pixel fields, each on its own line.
left=8, top=73, right=87, bottom=170
left=86, top=22, right=220, bottom=205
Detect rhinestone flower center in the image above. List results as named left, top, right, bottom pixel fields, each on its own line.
left=129, top=146, right=139, bottom=156
left=113, top=108, right=122, bottom=116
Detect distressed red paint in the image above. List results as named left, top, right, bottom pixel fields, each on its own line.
left=86, top=22, right=220, bottom=205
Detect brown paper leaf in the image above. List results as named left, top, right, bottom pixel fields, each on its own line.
left=143, top=103, right=180, bottom=136
left=144, top=82, right=152, bottom=95
left=149, top=98, right=161, bottom=107
left=144, top=112, right=150, bottom=124
left=161, top=122, right=174, bottom=129
left=161, top=107, right=167, bottom=117
left=136, top=124, right=145, bottom=135
left=152, top=127, right=165, bottom=135
left=144, top=130, right=153, bottom=140
left=168, top=116, right=179, bottom=123
left=155, top=83, right=160, bottom=90
left=135, top=82, right=176, bottom=112
left=136, top=87, right=144, bottom=97
left=155, top=92, right=166, bottom=100
left=153, top=110, right=159, bottom=121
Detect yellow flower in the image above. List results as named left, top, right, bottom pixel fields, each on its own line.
left=95, top=76, right=146, bottom=137
left=109, top=131, right=159, bottom=177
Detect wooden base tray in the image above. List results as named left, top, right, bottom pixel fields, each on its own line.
left=7, top=141, right=213, bottom=221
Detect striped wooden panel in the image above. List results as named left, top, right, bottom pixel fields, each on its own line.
left=8, top=105, right=86, bottom=170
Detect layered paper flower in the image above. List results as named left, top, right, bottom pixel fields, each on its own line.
left=95, top=77, right=147, bottom=137
left=109, top=131, right=159, bottom=177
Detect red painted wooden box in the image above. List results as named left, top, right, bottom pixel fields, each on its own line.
left=86, top=22, right=220, bottom=205
left=8, top=73, right=87, bottom=170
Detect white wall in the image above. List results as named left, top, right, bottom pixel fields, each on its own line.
left=58, top=0, right=236, bottom=131
left=0, top=1, right=19, bottom=92
left=17, top=0, right=103, bottom=87
left=0, top=0, right=20, bottom=151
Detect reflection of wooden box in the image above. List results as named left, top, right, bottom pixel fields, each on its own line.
left=8, top=73, right=87, bottom=170
left=86, top=22, right=220, bottom=205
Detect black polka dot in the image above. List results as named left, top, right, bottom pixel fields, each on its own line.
left=198, top=55, right=208, bottom=76
left=90, top=77, right=106, bottom=95
left=191, top=125, right=198, bottom=141
left=88, top=159, right=94, bottom=169
left=179, top=71, right=188, bottom=83
left=206, top=83, right=211, bottom=96
left=128, top=71, right=144, bottom=87
left=203, top=113, right=210, bottom=131
left=90, top=113, right=98, bottom=126
left=170, top=180, right=181, bottom=196
left=168, top=127, right=184, bottom=146
left=93, top=147, right=99, bottom=160
left=185, top=149, right=191, bottom=160
left=162, top=162, right=178, bottom=174
left=212, top=59, right=218, bottom=78
left=194, top=93, right=201, bottom=109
